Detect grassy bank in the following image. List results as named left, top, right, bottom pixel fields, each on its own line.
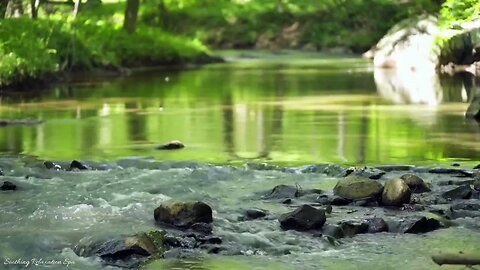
left=141, top=0, right=441, bottom=53
left=0, top=15, right=210, bottom=88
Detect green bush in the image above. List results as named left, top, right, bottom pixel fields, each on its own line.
left=0, top=16, right=208, bottom=87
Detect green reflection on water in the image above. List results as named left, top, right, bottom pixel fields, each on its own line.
left=0, top=52, right=478, bottom=165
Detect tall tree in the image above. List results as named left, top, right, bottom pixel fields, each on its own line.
left=123, top=0, right=139, bottom=34
left=0, top=0, right=8, bottom=18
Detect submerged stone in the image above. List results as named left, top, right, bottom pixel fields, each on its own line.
left=278, top=204, right=326, bottom=231
left=155, top=140, right=185, bottom=150
left=0, top=181, right=16, bottom=191
left=442, top=185, right=473, bottom=200
left=333, top=176, right=383, bottom=201
left=395, top=217, right=442, bottom=234
left=243, top=208, right=267, bottom=220
left=264, top=185, right=299, bottom=199
left=346, top=166, right=386, bottom=180
left=154, top=201, right=213, bottom=229
left=365, top=218, right=389, bottom=233
left=70, top=160, right=89, bottom=170
left=382, top=179, right=411, bottom=206
left=44, top=161, right=62, bottom=170
left=400, top=174, right=431, bottom=193
left=338, top=221, right=368, bottom=237
left=74, top=230, right=166, bottom=268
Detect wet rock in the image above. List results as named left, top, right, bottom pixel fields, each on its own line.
left=382, top=179, right=412, bottom=206
left=400, top=174, right=430, bottom=193
left=375, top=165, right=414, bottom=172
left=474, top=179, right=480, bottom=191
left=333, top=175, right=383, bottom=201
left=0, top=168, right=3, bottom=175
left=190, top=223, right=213, bottom=235
left=44, top=161, right=62, bottom=170
left=321, top=224, right=345, bottom=239
left=448, top=202, right=480, bottom=219
left=346, top=167, right=386, bottom=180
left=438, top=179, right=475, bottom=186
left=1, top=181, right=16, bottom=191
left=353, top=199, right=379, bottom=207
left=156, top=140, right=185, bottom=150
left=338, top=221, right=368, bottom=237
left=397, top=217, right=442, bottom=234
left=75, top=230, right=165, bottom=268
left=242, top=208, right=267, bottom=220
left=278, top=204, right=326, bottom=231
left=0, top=119, right=44, bottom=126
left=70, top=160, right=89, bottom=170
left=245, top=162, right=282, bottom=171
left=365, top=218, right=389, bottom=233
left=299, top=164, right=348, bottom=177
left=263, top=185, right=299, bottom=199
left=330, top=196, right=351, bottom=206
left=428, top=168, right=473, bottom=177
left=451, top=202, right=480, bottom=211
left=154, top=201, right=213, bottom=229
left=442, top=185, right=473, bottom=200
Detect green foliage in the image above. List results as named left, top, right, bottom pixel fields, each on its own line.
left=141, top=0, right=441, bottom=52
left=439, top=0, right=480, bottom=28
left=0, top=14, right=208, bottom=87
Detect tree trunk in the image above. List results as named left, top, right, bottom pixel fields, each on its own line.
left=72, top=0, right=80, bottom=19
left=30, top=0, right=40, bottom=18
left=8, top=0, right=24, bottom=17
left=123, top=0, right=139, bottom=34
left=0, top=0, right=8, bottom=18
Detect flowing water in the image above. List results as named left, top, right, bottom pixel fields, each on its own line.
left=0, top=51, right=479, bottom=269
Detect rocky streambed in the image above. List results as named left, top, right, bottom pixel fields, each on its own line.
left=1, top=157, right=480, bottom=269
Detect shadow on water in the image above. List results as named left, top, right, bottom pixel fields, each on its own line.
left=0, top=53, right=479, bottom=165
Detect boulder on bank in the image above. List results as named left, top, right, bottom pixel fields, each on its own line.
left=279, top=204, right=326, bottom=231
left=382, top=179, right=412, bottom=206
left=333, top=175, right=383, bottom=201
left=154, top=201, right=213, bottom=229
left=364, top=15, right=440, bottom=71
left=400, top=174, right=431, bottom=193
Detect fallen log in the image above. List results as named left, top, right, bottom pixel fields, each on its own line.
left=432, top=252, right=480, bottom=266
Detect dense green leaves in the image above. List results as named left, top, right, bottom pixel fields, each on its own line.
left=439, top=0, right=480, bottom=28
left=0, top=16, right=207, bottom=87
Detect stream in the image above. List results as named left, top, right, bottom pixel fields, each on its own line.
left=0, top=51, right=479, bottom=269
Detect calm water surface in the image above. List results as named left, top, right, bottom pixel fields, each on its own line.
left=0, top=51, right=479, bottom=166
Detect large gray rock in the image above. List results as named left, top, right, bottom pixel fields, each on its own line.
left=400, top=174, right=430, bottom=193
left=154, top=201, right=213, bottom=229
left=365, top=15, right=440, bottom=71
left=382, top=179, right=412, bottom=206
left=278, top=204, right=326, bottom=231
left=333, top=176, right=383, bottom=201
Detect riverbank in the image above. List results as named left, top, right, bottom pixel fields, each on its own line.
left=0, top=17, right=217, bottom=90
left=144, top=0, right=439, bottom=53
